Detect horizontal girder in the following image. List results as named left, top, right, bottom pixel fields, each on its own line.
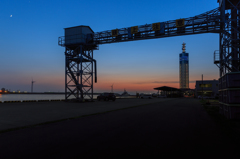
left=93, top=8, right=221, bottom=45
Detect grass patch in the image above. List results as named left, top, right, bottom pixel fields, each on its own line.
left=200, top=99, right=207, bottom=105
left=203, top=101, right=240, bottom=143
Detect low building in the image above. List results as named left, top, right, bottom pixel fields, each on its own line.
left=195, top=80, right=219, bottom=97
left=154, top=86, right=183, bottom=98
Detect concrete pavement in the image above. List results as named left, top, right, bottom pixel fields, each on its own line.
left=0, top=98, right=172, bottom=132
left=0, top=98, right=239, bottom=158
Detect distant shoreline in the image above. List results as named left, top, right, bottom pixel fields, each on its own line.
left=0, top=92, right=127, bottom=96
left=1, top=92, right=64, bottom=95
left=1, top=92, right=99, bottom=95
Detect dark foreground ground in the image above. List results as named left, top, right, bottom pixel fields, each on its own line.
left=0, top=98, right=239, bottom=158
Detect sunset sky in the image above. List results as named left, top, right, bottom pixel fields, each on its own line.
left=1, top=0, right=220, bottom=94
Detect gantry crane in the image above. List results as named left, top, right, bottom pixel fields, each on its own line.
left=59, top=0, right=240, bottom=119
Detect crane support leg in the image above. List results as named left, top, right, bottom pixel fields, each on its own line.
left=65, top=45, right=96, bottom=102
left=219, top=0, right=240, bottom=119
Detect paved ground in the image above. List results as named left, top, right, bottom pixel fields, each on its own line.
left=0, top=98, right=171, bottom=131
left=0, top=98, right=239, bottom=158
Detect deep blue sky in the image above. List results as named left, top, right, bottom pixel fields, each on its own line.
left=1, top=0, right=220, bottom=93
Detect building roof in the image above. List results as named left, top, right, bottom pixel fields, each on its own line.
left=64, top=25, right=94, bottom=33
left=153, top=86, right=181, bottom=91
left=196, top=80, right=219, bottom=83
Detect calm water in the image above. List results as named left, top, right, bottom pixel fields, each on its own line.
left=0, top=94, right=99, bottom=102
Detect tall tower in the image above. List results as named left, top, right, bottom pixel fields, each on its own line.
left=179, top=42, right=189, bottom=89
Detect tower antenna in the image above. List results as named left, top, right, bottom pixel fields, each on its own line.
left=182, top=42, right=186, bottom=53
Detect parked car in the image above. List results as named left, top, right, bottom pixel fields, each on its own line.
left=157, top=95, right=167, bottom=98
left=139, top=94, right=153, bottom=99
left=97, top=93, right=116, bottom=101
left=152, top=93, right=158, bottom=97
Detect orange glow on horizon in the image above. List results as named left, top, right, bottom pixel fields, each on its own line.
left=3, top=73, right=215, bottom=93
left=95, top=81, right=196, bottom=93
left=93, top=73, right=215, bottom=93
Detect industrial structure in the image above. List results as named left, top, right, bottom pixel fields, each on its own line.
left=215, top=0, right=240, bottom=119
left=59, top=7, right=221, bottom=101
left=59, top=0, right=240, bottom=119
left=59, top=26, right=97, bottom=101
left=179, top=42, right=189, bottom=89
left=195, top=80, right=219, bottom=98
